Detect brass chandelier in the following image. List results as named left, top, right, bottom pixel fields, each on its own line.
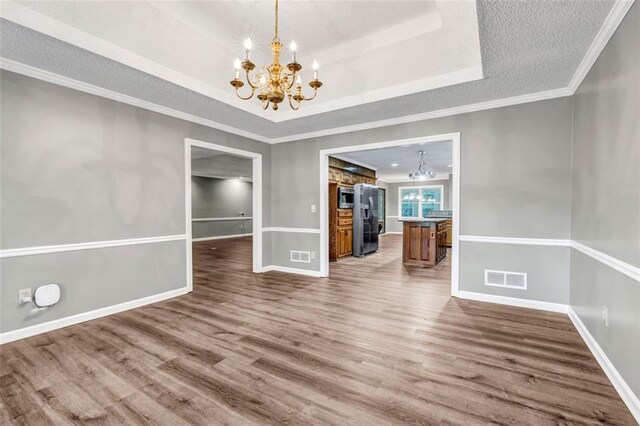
left=230, top=0, right=322, bottom=111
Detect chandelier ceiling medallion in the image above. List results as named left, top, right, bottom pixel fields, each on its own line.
left=409, top=150, right=436, bottom=181
left=230, top=0, right=322, bottom=111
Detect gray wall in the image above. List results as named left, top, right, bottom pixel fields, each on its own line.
left=270, top=96, right=574, bottom=303
left=0, top=70, right=271, bottom=334
left=191, top=176, right=253, bottom=239
left=570, top=3, right=639, bottom=397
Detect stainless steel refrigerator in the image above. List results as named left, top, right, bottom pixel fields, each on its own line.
left=353, top=183, right=379, bottom=257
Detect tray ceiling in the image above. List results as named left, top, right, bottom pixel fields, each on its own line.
left=0, top=0, right=622, bottom=141
left=0, top=0, right=483, bottom=122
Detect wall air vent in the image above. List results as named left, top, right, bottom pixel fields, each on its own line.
left=290, top=250, right=311, bottom=263
left=484, top=270, right=527, bottom=290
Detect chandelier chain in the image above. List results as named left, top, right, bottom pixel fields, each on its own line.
left=274, top=0, right=279, bottom=40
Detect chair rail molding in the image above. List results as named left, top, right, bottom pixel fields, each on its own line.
left=0, top=234, right=187, bottom=259
left=262, top=227, right=321, bottom=234
left=459, top=235, right=572, bottom=246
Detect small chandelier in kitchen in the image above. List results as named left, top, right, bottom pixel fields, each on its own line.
left=230, top=0, right=322, bottom=111
left=409, top=150, right=436, bottom=181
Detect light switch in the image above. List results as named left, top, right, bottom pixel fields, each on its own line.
left=311, top=204, right=317, bottom=213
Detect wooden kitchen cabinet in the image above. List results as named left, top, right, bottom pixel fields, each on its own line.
left=337, top=227, right=353, bottom=258
left=446, top=219, right=453, bottom=247
left=329, top=183, right=354, bottom=261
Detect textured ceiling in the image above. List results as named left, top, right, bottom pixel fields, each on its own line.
left=0, top=0, right=616, bottom=140
left=338, top=141, right=453, bottom=182
left=0, top=0, right=482, bottom=122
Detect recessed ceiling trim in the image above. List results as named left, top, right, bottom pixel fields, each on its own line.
left=270, top=65, right=484, bottom=122
left=1, top=0, right=631, bottom=146
left=0, top=58, right=272, bottom=143
left=0, top=0, right=483, bottom=123
left=268, top=86, right=573, bottom=144
left=0, top=0, right=269, bottom=119
left=311, top=10, right=443, bottom=67
left=567, top=0, right=634, bottom=93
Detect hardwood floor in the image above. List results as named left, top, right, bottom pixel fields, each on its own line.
left=1, top=235, right=635, bottom=425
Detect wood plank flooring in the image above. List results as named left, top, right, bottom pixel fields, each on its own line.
left=1, top=235, right=635, bottom=425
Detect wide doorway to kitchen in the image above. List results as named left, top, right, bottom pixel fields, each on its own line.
left=319, top=134, right=460, bottom=296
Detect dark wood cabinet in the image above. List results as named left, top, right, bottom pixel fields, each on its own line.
left=402, top=220, right=447, bottom=266
left=337, top=227, right=353, bottom=258
left=329, top=182, right=354, bottom=261
left=328, top=157, right=376, bottom=262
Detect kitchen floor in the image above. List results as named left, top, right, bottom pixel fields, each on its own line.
left=0, top=235, right=634, bottom=424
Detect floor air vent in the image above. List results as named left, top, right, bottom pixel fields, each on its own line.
left=290, top=250, right=311, bottom=263
left=484, top=270, right=527, bottom=290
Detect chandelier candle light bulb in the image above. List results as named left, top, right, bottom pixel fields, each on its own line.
left=243, top=38, right=252, bottom=60
left=234, top=58, right=241, bottom=79
left=229, top=0, right=322, bottom=111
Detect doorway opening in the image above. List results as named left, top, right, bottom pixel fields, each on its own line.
left=319, top=133, right=460, bottom=296
left=185, top=139, right=262, bottom=292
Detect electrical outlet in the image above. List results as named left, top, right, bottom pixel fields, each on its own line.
left=602, top=306, right=608, bottom=327
left=18, top=288, right=32, bottom=304
left=311, top=204, right=317, bottom=213
left=311, top=251, right=316, bottom=259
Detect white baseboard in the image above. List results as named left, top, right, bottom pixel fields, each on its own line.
left=0, top=286, right=189, bottom=345
left=568, top=307, right=640, bottom=422
left=262, top=265, right=325, bottom=277
left=455, top=290, right=568, bottom=313
left=192, top=233, right=252, bottom=242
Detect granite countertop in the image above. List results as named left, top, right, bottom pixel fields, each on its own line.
left=398, top=217, right=448, bottom=223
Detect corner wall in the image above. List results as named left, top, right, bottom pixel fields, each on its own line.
left=0, top=70, right=272, bottom=339
left=570, top=2, right=639, bottom=401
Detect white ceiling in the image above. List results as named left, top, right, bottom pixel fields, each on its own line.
left=1, top=0, right=482, bottom=122
left=337, top=140, right=452, bottom=183
left=0, top=0, right=622, bottom=140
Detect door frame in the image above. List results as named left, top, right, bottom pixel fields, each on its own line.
left=319, top=132, right=461, bottom=296
left=185, top=138, right=263, bottom=291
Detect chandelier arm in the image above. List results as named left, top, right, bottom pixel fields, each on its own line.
left=245, top=71, right=261, bottom=89
left=262, top=99, right=270, bottom=110
left=302, top=89, right=318, bottom=101
left=235, top=86, right=256, bottom=100
left=283, top=72, right=297, bottom=91
left=288, top=95, right=300, bottom=110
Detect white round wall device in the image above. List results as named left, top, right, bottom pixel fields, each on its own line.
left=34, top=284, right=61, bottom=308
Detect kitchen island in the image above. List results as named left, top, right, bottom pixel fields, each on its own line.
left=401, top=218, right=448, bottom=266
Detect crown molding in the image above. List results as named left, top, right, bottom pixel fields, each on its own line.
left=269, top=87, right=573, bottom=144
left=566, top=0, right=635, bottom=93
left=0, top=58, right=272, bottom=144
left=0, top=0, right=269, bottom=120
left=1, top=0, right=631, bottom=145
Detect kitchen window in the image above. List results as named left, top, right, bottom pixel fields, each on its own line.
left=398, top=185, right=444, bottom=218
